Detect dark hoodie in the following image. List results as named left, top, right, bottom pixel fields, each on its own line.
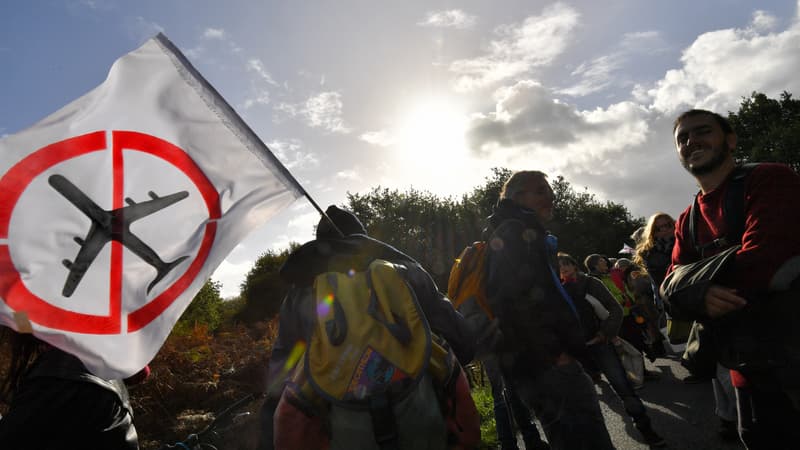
left=485, top=199, right=585, bottom=381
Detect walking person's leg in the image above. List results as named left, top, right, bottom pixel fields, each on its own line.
left=516, top=360, right=615, bottom=450
left=484, top=357, right=519, bottom=450
left=712, top=364, right=738, bottom=441
left=589, top=342, right=665, bottom=447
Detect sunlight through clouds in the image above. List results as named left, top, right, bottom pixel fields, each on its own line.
left=360, top=130, right=396, bottom=147
left=336, top=170, right=361, bottom=181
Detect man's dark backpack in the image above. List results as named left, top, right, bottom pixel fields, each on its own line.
left=686, top=163, right=758, bottom=258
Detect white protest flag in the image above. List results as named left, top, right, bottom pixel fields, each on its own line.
left=0, top=33, right=304, bottom=379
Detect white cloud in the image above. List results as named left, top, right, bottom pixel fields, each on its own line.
left=287, top=211, right=320, bottom=230
left=559, top=54, right=624, bottom=97
left=186, top=27, right=242, bottom=61
left=620, top=30, right=667, bottom=52
left=360, top=130, right=396, bottom=147
left=266, top=139, right=320, bottom=169
left=305, top=92, right=351, bottom=133
left=466, top=80, right=651, bottom=170
left=749, top=11, right=778, bottom=33
left=242, top=91, right=270, bottom=109
left=560, top=30, right=667, bottom=97
left=449, top=3, right=579, bottom=91
left=335, top=170, right=361, bottom=180
left=418, top=10, right=477, bottom=29
left=646, top=17, right=800, bottom=114
left=278, top=92, right=352, bottom=134
left=203, top=28, right=226, bottom=40
left=241, top=59, right=281, bottom=110
left=275, top=102, right=299, bottom=117
left=212, top=258, right=252, bottom=298
left=246, top=58, right=279, bottom=86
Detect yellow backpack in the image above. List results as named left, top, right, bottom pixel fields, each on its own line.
left=447, top=241, right=494, bottom=319
left=279, top=259, right=476, bottom=449
left=304, top=259, right=432, bottom=404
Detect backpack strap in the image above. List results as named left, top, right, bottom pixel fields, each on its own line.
left=369, top=391, right=400, bottom=450
left=724, top=163, right=759, bottom=246
left=689, top=163, right=759, bottom=257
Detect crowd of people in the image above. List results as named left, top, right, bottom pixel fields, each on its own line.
left=2, top=107, right=799, bottom=450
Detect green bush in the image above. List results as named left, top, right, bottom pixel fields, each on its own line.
left=471, top=382, right=498, bottom=449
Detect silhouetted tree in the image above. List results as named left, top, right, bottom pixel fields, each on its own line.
left=728, top=91, right=800, bottom=172
left=237, top=246, right=297, bottom=322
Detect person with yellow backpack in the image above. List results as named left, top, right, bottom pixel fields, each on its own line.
left=260, top=205, right=478, bottom=450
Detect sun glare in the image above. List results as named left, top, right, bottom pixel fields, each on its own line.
left=398, top=98, right=468, bottom=166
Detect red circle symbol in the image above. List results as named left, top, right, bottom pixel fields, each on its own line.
left=0, top=131, right=220, bottom=334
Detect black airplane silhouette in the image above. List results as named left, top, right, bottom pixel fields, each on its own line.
left=48, top=174, right=190, bottom=297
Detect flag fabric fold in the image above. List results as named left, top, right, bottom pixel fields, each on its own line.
left=0, top=33, right=303, bottom=379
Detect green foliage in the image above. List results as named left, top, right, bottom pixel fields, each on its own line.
left=236, top=167, right=643, bottom=316
left=174, top=279, right=224, bottom=334
left=347, top=168, right=642, bottom=286
left=471, top=383, right=499, bottom=449
left=550, top=175, right=644, bottom=261
left=220, top=296, right=246, bottom=324
left=728, top=91, right=800, bottom=172
left=347, top=168, right=512, bottom=288
left=237, top=245, right=298, bottom=322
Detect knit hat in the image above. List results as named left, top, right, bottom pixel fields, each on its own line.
left=316, top=205, right=367, bottom=239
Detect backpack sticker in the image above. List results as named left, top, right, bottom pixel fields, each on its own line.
left=344, top=346, right=411, bottom=401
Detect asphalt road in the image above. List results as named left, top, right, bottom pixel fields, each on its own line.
left=510, top=338, right=745, bottom=450
left=594, top=351, right=744, bottom=450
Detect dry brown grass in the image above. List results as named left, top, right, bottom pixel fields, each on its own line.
left=0, top=318, right=280, bottom=450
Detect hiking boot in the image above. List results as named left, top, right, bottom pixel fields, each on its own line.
left=718, top=418, right=738, bottom=441
left=636, top=423, right=666, bottom=447
left=682, top=373, right=711, bottom=384
left=523, top=438, right=551, bottom=450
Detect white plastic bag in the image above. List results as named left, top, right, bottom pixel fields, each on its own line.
left=614, top=338, right=644, bottom=388
left=585, top=294, right=610, bottom=321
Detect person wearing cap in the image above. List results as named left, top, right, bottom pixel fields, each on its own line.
left=258, top=205, right=475, bottom=450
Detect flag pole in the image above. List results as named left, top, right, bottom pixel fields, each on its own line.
left=155, top=33, right=346, bottom=239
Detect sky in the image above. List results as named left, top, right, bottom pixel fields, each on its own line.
left=2, top=0, right=800, bottom=298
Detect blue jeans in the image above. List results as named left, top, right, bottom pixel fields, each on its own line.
left=484, top=357, right=543, bottom=449
left=586, top=342, right=648, bottom=425
left=515, top=360, right=614, bottom=450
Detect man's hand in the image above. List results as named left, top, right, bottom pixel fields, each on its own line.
left=704, top=284, right=747, bottom=318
